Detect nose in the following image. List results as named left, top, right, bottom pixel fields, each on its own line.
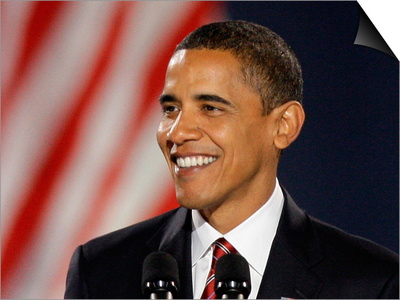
left=166, top=110, right=202, bottom=145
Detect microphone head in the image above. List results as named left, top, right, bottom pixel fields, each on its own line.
left=141, top=252, right=180, bottom=297
left=215, top=253, right=251, bottom=299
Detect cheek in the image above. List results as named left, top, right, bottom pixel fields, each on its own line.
left=223, top=122, right=267, bottom=162
left=157, top=118, right=172, bottom=143
left=202, top=121, right=232, bottom=151
left=157, top=118, right=172, bottom=135
left=156, top=127, right=169, bottom=156
left=203, top=117, right=251, bottom=147
left=156, top=129, right=163, bottom=147
left=204, top=122, right=249, bottom=166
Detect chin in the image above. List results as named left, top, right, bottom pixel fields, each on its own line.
left=177, top=197, right=201, bottom=210
left=176, top=192, right=213, bottom=211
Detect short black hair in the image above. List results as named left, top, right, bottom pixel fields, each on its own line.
left=175, top=20, right=303, bottom=114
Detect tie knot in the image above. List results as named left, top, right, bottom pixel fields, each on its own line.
left=212, top=238, right=237, bottom=260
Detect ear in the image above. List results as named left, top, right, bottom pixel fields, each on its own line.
left=273, top=101, right=305, bottom=150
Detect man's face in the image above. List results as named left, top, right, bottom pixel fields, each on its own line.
left=157, top=49, right=280, bottom=213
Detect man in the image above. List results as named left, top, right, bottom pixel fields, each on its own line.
left=65, top=20, right=398, bottom=299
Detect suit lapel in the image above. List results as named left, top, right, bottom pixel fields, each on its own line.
left=146, top=207, right=193, bottom=299
left=257, top=188, right=325, bottom=299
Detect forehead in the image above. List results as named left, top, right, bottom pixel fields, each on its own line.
left=168, top=49, right=241, bottom=70
left=164, top=49, right=245, bottom=92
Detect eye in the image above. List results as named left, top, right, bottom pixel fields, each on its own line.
left=203, top=105, right=220, bottom=112
left=162, top=105, right=179, bottom=114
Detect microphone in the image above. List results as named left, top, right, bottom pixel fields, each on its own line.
left=141, top=252, right=180, bottom=299
left=215, top=253, right=251, bottom=299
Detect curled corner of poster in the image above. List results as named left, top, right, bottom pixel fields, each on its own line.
left=356, top=0, right=399, bottom=61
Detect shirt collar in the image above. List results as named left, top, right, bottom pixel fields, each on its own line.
left=191, top=208, right=222, bottom=266
left=191, top=178, right=284, bottom=275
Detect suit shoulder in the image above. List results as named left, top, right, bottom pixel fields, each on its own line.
left=310, top=215, right=398, bottom=269
left=81, top=208, right=180, bottom=258
left=305, top=215, right=398, bottom=298
left=65, top=207, right=189, bottom=298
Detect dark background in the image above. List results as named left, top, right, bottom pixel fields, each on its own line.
left=227, top=1, right=399, bottom=253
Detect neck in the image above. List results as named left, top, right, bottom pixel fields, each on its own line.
left=200, top=176, right=277, bottom=234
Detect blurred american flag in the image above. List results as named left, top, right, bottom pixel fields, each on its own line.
left=1, top=1, right=226, bottom=298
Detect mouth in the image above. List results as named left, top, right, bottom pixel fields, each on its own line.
left=173, top=155, right=217, bottom=168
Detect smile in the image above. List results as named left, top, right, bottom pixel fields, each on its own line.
left=175, top=156, right=217, bottom=168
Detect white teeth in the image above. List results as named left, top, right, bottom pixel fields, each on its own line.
left=184, top=157, right=191, bottom=166
left=176, top=156, right=216, bottom=168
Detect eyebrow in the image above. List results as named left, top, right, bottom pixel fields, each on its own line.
left=159, top=94, right=176, bottom=104
left=194, top=94, right=234, bottom=107
left=158, top=93, right=234, bottom=108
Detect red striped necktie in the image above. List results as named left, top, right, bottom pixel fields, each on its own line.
left=201, top=238, right=238, bottom=299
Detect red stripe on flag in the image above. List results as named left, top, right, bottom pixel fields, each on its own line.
left=1, top=2, right=68, bottom=127
left=0, top=3, right=130, bottom=297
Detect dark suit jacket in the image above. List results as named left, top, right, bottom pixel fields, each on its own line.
left=65, top=189, right=399, bottom=298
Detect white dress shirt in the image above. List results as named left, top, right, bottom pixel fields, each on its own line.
left=191, top=178, right=284, bottom=299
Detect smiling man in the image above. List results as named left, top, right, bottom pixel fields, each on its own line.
left=65, top=21, right=398, bottom=299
